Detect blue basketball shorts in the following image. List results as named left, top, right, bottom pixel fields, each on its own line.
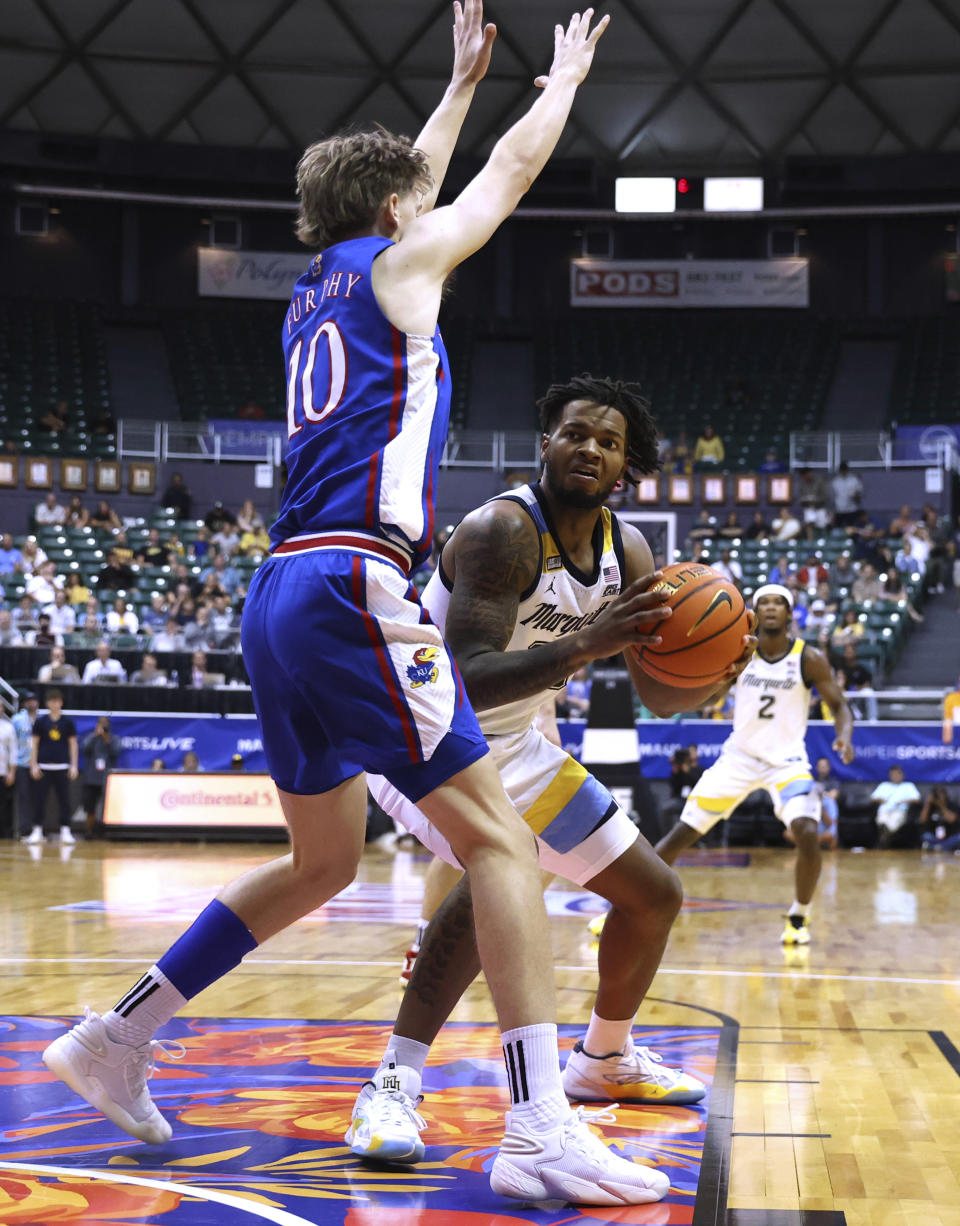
left=241, top=548, right=488, bottom=799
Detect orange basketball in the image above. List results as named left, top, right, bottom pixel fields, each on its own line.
left=636, top=562, right=749, bottom=688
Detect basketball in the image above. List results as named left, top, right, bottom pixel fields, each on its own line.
left=635, top=562, right=749, bottom=688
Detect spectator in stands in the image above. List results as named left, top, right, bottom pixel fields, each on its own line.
left=81, top=715, right=117, bottom=838
left=151, top=757, right=166, bottom=771
left=105, top=596, right=139, bottom=638
left=887, top=505, right=915, bottom=539
left=111, top=530, right=135, bottom=567
left=771, top=505, right=801, bottom=541
left=172, top=594, right=196, bottom=627
left=89, top=500, right=122, bottom=532
left=19, top=539, right=46, bottom=575
left=838, top=641, right=877, bottom=720
left=662, top=747, right=702, bottom=827
left=183, top=605, right=216, bottom=651
left=14, top=597, right=38, bottom=635
left=669, top=429, right=691, bottom=473
left=0, top=610, right=24, bottom=647
left=192, top=525, right=212, bottom=563
left=230, top=753, right=246, bottom=771
left=831, top=609, right=865, bottom=649
left=236, top=501, right=264, bottom=536
left=871, top=765, right=920, bottom=849
left=687, top=510, right=717, bottom=545
left=804, top=598, right=829, bottom=636
left=83, top=597, right=102, bottom=627
left=943, top=675, right=960, bottom=745
left=894, top=535, right=922, bottom=577
left=713, top=548, right=742, bottom=589
left=43, top=589, right=76, bottom=638
left=64, top=495, right=89, bottom=529
left=796, top=468, right=828, bottom=532
left=852, top=561, right=882, bottom=604
left=90, top=407, right=116, bottom=436
left=182, top=751, right=201, bottom=773
left=0, top=534, right=23, bottom=575
left=171, top=562, right=201, bottom=597
left=655, top=429, right=672, bottom=467
left=63, top=572, right=90, bottom=608
left=204, top=500, right=237, bottom=535
left=188, top=649, right=224, bottom=689
left=151, top=617, right=185, bottom=653
left=26, top=560, right=62, bottom=606
left=81, top=640, right=127, bottom=685
left=72, top=614, right=102, bottom=650
left=165, top=532, right=186, bottom=561
left=718, top=511, right=744, bottom=540
left=757, top=447, right=786, bottom=474
left=239, top=521, right=271, bottom=556
left=29, top=613, right=61, bottom=649
left=797, top=552, right=829, bottom=590
left=882, top=570, right=923, bottom=622
left=130, top=653, right=169, bottom=687
left=743, top=510, right=771, bottom=540
left=201, top=551, right=240, bottom=596
left=198, top=572, right=227, bottom=603
left=97, top=549, right=135, bottom=592
left=209, top=593, right=238, bottom=648
left=829, top=552, right=855, bottom=595
left=768, top=555, right=794, bottom=585
left=212, top=522, right=241, bottom=558
left=830, top=461, right=862, bottom=527
left=141, top=592, right=168, bottom=634
left=918, top=786, right=960, bottom=851
left=693, top=423, right=725, bottom=469
left=39, top=400, right=69, bottom=436
left=35, top=492, right=66, bottom=527
left=135, top=528, right=168, bottom=568
left=558, top=666, right=592, bottom=718
left=37, top=646, right=81, bottom=685
left=160, top=472, right=192, bottom=519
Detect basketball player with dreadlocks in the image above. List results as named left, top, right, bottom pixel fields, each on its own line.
left=346, top=374, right=758, bottom=1164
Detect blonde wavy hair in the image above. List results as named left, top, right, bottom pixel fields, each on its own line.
left=295, top=126, right=433, bottom=250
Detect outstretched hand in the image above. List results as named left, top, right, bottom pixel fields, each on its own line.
left=452, top=0, right=497, bottom=87
left=534, top=8, right=611, bottom=89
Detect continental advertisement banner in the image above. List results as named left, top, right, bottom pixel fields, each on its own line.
left=570, top=258, right=809, bottom=308
left=103, top=772, right=286, bottom=829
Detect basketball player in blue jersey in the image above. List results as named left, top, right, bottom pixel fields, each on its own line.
left=345, top=374, right=757, bottom=1165
left=655, top=587, right=854, bottom=945
left=42, top=5, right=686, bottom=1208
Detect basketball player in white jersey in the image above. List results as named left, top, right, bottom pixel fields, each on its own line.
left=346, top=375, right=757, bottom=1165
left=655, top=585, right=854, bottom=945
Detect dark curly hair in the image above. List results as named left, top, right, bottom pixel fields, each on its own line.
left=536, top=373, right=660, bottom=482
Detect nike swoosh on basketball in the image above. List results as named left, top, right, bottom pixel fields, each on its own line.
left=686, top=589, right=733, bottom=636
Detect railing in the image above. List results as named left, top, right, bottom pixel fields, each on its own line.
left=790, top=430, right=960, bottom=471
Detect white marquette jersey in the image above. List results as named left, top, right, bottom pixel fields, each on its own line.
left=726, top=638, right=811, bottom=767
left=420, top=482, right=625, bottom=739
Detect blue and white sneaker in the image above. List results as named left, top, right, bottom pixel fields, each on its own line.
left=345, top=1064, right=426, bottom=1164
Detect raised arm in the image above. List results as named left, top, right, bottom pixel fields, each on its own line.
left=414, top=0, right=497, bottom=211
left=803, top=646, right=855, bottom=764
left=619, top=523, right=756, bottom=717
left=443, top=501, right=668, bottom=712
left=384, top=9, right=609, bottom=292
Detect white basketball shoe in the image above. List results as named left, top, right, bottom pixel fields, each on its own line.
left=345, top=1064, right=426, bottom=1163
left=562, top=1040, right=706, bottom=1105
left=490, top=1104, right=671, bottom=1204
left=42, top=1008, right=183, bottom=1145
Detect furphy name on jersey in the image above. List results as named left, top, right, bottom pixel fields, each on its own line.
left=284, top=267, right=363, bottom=333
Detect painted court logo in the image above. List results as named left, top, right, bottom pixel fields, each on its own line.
left=407, top=646, right=440, bottom=688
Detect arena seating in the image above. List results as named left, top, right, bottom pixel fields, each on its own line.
left=889, top=315, right=960, bottom=424
left=0, top=298, right=115, bottom=456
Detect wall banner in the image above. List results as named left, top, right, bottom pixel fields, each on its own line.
left=197, top=247, right=304, bottom=300
left=570, top=259, right=809, bottom=308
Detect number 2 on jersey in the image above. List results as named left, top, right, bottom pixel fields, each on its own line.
left=758, top=694, right=776, bottom=720
left=286, top=320, right=347, bottom=437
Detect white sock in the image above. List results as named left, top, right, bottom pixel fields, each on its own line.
left=501, top=1023, right=569, bottom=1129
left=102, top=965, right=187, bottom=1047
left=381, top=1034, right=430, bottom=1082
left=583, top=1009, right=634, bottom=1058
left=414, top=918, right=428, bottom=948
left=788, top=901, right=810, bottom=917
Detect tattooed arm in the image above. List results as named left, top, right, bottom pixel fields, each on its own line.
left=443, top=501, right=669, bottom=712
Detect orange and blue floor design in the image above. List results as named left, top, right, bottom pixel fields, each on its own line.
left=2, top=1017, right=720, bottom=1225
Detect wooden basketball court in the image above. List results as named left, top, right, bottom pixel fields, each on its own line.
left=2, top=838, right=958, bottom=1226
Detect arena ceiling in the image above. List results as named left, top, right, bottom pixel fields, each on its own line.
left=4, top=0, right=960, bottom=171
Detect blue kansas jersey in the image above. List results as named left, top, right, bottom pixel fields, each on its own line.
left=271, top=236, right=451, bottom=569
